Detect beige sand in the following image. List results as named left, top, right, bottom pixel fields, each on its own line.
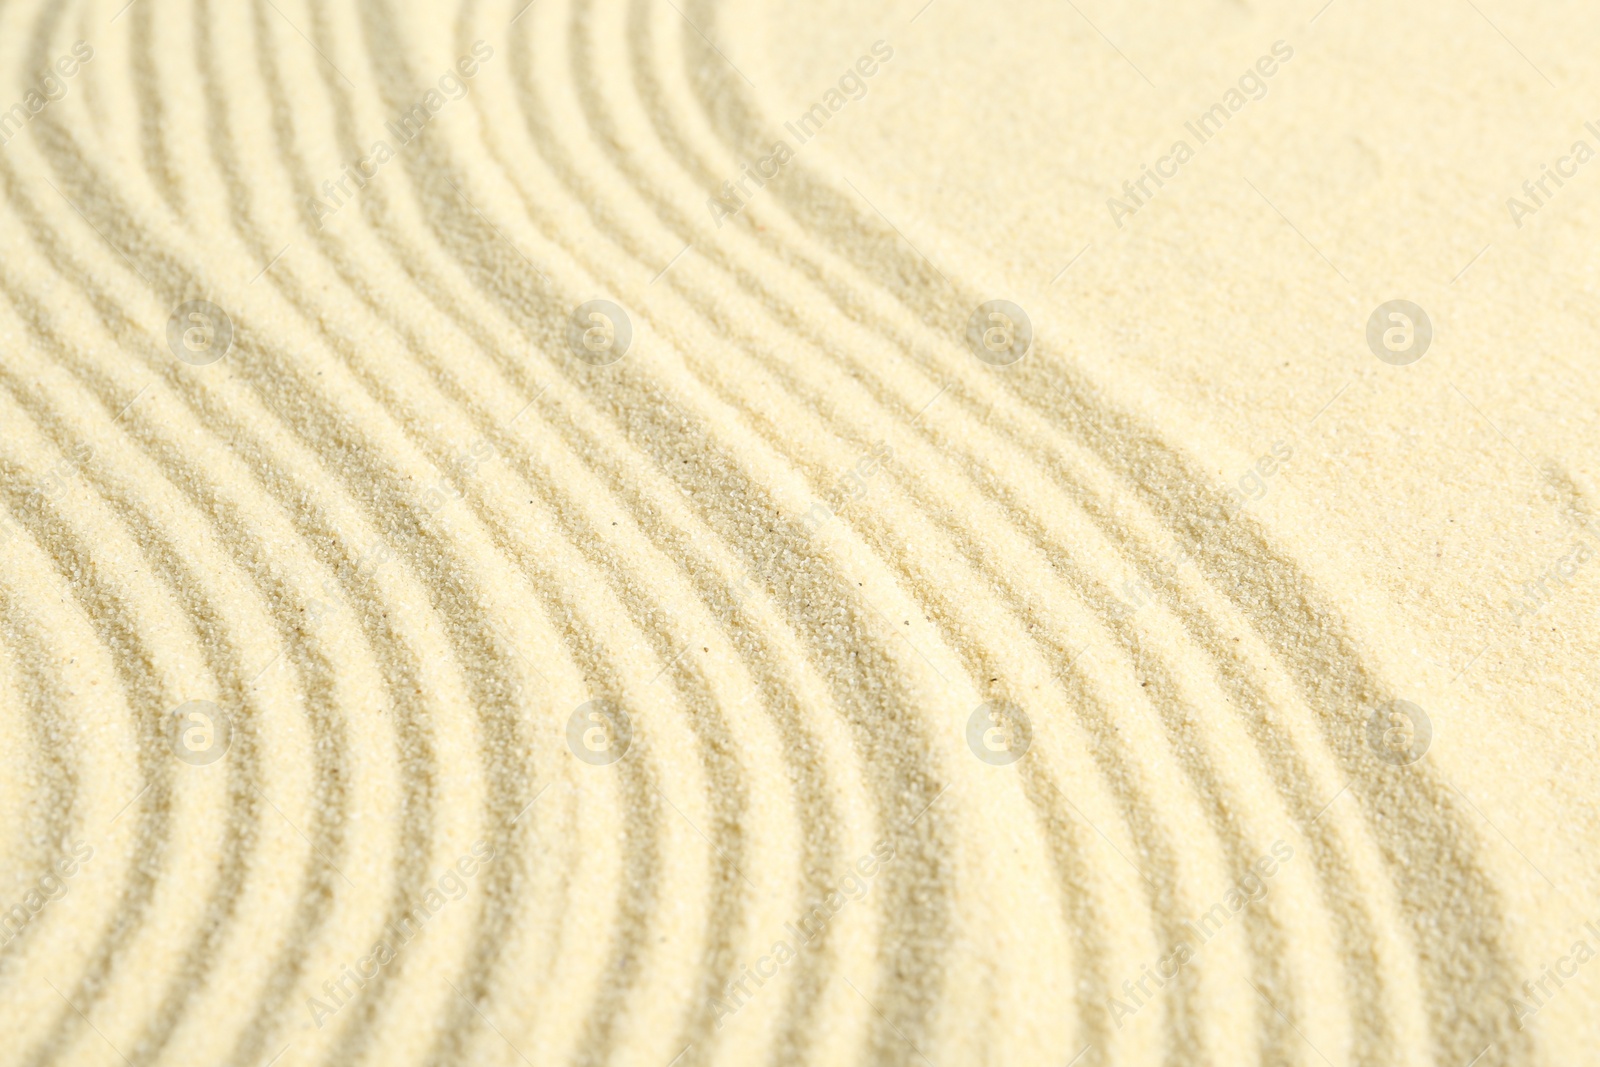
left=0, top=0, right=1597, bottom=1064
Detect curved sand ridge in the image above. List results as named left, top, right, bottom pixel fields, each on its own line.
left=0, top=0, right=1594, bottom=1065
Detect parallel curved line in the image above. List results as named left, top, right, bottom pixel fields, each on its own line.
left=0, top=1, right=1556, bottom=1065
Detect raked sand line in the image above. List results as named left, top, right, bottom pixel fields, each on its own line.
left=678, top=4, right=1548, bottom=1062
left=537, top=2, right=1523, bottom=1062
left=0, top=0, right=1579, bottom=1065
left=0, top=6, right=1420, bottom=1067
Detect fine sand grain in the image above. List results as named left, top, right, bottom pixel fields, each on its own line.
left=1, top=1, right=1598, bottom=1065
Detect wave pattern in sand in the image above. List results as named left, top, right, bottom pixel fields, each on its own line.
left=0, top=1, right=1556, bottom=1065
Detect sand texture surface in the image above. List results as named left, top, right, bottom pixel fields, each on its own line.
left=1, top=0, right=1598, bottom=1064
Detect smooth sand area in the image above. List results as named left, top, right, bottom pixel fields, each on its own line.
left=0, top=1, right=1597, bottom=1065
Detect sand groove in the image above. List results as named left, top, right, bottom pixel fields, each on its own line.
left=0, top=0, right=1584, bottom=1065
